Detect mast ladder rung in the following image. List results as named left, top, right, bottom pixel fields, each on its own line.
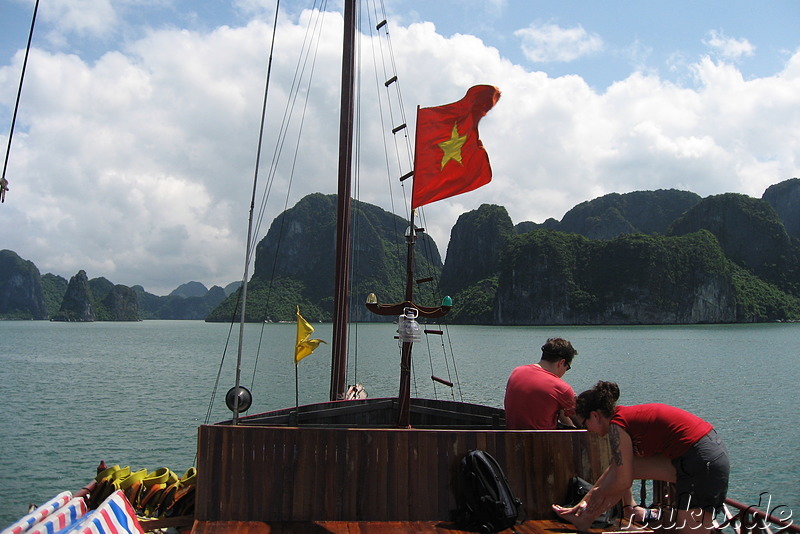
left=416, top=277, right=434, bottom=284
left=384, top=75, right=397, bottom=87
left=399, top=171, right=414, bottom=182
left=391, top=123, right=407, bottom=134
left=431, top=375, right=453, bottom=387
left=376, top=20, right=387, bottom=30
left=424, top=329, right=443, bottom=336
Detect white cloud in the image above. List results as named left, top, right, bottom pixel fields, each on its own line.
left=703, top=30, right=755, bottom=61
left=1, top=7, right=799, bottom=294
left=514, top=22, right=603, bottom=63
left=39, top=0, right=118, bottom=41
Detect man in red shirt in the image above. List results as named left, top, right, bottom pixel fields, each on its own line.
left=504, top=337, right=578, bottom=429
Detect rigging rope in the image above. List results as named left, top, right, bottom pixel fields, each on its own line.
left=252, top=0, right=329, bottom=245
left=204, top=294, right=242, bottom=425
left=212, top=0, right=466, bottom=410
left=248, top=1, right=330, bottom=402
left=363, top=0, right=465, bottom=401
left=209, top=0, right=288, bottom=419
left=2, top=0, right=40, bottom=203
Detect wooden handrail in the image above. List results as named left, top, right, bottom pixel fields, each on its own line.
left=719, top=497, right=799, bottom=534
left=646, top=482, right=797, bottom=534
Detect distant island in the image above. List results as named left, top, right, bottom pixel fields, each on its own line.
left=3, top=177, right=800, bottom=325
left=0, top=258, right=241, bottom=321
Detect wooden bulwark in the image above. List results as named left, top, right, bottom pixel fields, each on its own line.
left=234, top=398, right=505, bottom=429
left=195, top=425, right=610, bottom=523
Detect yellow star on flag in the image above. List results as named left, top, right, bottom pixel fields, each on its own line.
left=437, top=122, right=467, bottom=170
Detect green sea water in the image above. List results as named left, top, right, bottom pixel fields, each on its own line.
left=1, top=320, right=798, bottom=526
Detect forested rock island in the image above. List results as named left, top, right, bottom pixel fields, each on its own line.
left=3, top=178, right=800, bottom=325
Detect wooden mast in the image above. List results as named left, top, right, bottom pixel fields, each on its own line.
left=396, top=212, right=419, bottom=427
left=330, top=0, right=356, bottom=401
left=366, top=209, right=451, bottom=427
left=329, top=1, right=452, bottom=419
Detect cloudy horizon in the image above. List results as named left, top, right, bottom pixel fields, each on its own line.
left=1, top=0, right=798, bottom=295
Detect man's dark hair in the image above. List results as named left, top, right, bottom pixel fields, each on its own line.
left=540, top=337, right=577, bottom=365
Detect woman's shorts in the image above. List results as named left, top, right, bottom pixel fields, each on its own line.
left=671, top=429, right=730, bottom=511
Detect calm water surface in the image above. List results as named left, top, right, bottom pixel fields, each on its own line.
left=1, top=320, right=798, bottom=525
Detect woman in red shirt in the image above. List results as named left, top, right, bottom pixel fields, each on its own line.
left=552, top=381, right=729, bottom=534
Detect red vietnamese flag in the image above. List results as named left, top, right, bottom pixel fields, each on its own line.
left=411, top=85, right=501, bottom=209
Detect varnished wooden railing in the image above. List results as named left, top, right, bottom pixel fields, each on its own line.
left=718, top=497, right=799, bottom=534
left=646, top=481, right=798, bottom=534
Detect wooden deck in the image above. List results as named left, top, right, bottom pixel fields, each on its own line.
left=190, top=518, right=649, bottom=534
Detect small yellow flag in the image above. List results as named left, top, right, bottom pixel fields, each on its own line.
left=295, top=306, right=326, bottom=364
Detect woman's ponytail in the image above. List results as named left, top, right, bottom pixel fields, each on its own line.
left=576, top=380, right=620, bottom=418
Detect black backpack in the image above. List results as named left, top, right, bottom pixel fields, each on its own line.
left=454, top=449, right=524, bottom=532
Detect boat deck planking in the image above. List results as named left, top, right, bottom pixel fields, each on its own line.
left=190, top=518, right=650, bottom=534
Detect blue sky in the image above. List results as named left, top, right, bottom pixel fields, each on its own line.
left=399, top=1, right=799, bottom=88
left=1, top=0, right=799, bottom=294
left=4, top=1, right=798, bottom=86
